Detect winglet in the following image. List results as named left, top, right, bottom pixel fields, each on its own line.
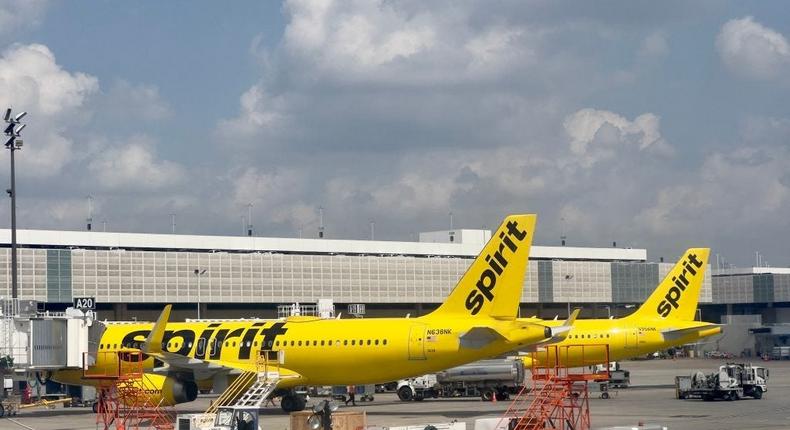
left=144, top=304, right=172, bottom=355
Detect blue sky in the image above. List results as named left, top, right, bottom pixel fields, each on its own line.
left=0, top=0, right=789, bottom=267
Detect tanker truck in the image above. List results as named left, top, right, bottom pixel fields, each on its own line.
left=397, top=358, right=525, bottom=401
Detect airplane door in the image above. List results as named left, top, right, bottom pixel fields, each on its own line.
left=625, top=330, right=638, bottom=349
left=408, top=325, right=427, bottom=360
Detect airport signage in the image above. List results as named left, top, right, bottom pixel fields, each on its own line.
left=73, top=297, right=97, bottom=310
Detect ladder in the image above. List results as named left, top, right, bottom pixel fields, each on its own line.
left=233, top=372, right=280, bottom=408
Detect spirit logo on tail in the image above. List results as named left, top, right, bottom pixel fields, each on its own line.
left=466, top=220, right=529, bottom=315
left=657, top=253, right=703, bottom=318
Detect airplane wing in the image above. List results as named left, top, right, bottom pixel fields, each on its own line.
left=141, top=305, right=241, bottom=379
left=661, top=324, right=722, bottom=341
left=142, top=305, right=302, bottom=382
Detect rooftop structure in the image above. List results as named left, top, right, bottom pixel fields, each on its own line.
left=0, top=228, right=647, bottom=262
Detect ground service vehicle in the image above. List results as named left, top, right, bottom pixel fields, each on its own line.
left=593, top=362, right=630, bottom=388
left=676, top=363, right=768, bottom=401
left=398, top=358, right=525, bottom=401
left=397, top=374, right=440, bottom=401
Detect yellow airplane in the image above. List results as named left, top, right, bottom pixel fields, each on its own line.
left=54, top=214, right=570, bottom=412
left=520, top=248, right=721, bottom=369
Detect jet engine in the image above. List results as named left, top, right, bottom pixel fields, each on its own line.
left=135, top=373, right=199, bottom=406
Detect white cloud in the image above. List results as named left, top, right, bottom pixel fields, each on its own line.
left=0, top=43, right=98, bottom=177
left=0, top=44, right=98, bottom=116
left=0, top=0, right=48, bottom=37
left=716, top=16, right=790, bottom=80
left=87, top=136, right=186, bottom=190
left=227, top=167, right=316, bottom=230
left=465, top=27, right=533, bottom=74
left=562, top=108, right=673, bottom=166
left=283, top=0, right=437, bottom=75
left=639, top=145, right=790, bottom=236
left=278, top=0, right=547, bottom=85
left=218, top=85, right=286, bottom=139
left=639, top=32, right=669, bottom=59
left=15, top=130, right=75, bottom=178
left=101, top=79, right=172, bottom=121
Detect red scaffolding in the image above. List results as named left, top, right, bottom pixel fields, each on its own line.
left=83, top=351, right=174, bottom=430
left=498, top=344, right=610, bottom=430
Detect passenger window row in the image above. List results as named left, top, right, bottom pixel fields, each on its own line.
left=569, top=333, right=611, bottom=339
left=274, top=339, right=388, bottom=347
left=98, top=338, right=390, bottom=351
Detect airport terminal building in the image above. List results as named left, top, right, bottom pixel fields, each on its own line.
left=1, top=227, right=789, bottom=355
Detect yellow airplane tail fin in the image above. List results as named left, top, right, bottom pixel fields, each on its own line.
left=427, top=214, right=536, bottom=320
left=628, top=248, right=710, bottom=321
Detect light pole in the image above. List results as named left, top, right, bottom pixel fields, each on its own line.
left=4, top=108, right=26, bottom=300
left=194, top=269, right=206, bottom=319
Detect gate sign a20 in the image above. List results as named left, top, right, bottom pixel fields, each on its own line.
left=74, top=297, right=96, bottom=310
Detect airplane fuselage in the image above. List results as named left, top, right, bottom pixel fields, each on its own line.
left=521, top=317, right=721, bottom=368
left=84, top=315, right=547, bottom=387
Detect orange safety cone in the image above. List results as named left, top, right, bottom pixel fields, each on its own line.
left=491, top=391, right=497, bottom=403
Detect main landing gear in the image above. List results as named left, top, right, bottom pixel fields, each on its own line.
left=280, top=391, right=307, bottom=413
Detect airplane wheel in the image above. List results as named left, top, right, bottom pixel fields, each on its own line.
left=601, top=392, right=610, bottom=400
left=281, top=394, right=306, bottom=412
left=397, top=387, right=413, bottom=401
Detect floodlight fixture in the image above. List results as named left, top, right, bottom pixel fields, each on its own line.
left=3, top=106, right=27, bottom=300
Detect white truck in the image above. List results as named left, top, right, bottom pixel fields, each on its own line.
left=397, top=358, right=525, bottom=402
left=676, top=363, right=769, bottom=401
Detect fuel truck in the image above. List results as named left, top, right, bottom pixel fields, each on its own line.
left=397, top=358, right=525, bottom=401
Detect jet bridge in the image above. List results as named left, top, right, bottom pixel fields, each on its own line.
left=0, top=299, right=95, bottom=372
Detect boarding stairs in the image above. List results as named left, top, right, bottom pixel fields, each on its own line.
left=193, top=351, right=281, bottom=429
left=233, top=372, right=280, bottom=408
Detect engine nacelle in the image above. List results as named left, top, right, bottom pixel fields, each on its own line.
left=135, top=373, right=199, bottom=406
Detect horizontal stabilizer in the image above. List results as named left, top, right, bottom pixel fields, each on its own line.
left=661, top=324, right=722, bottom=341
left=459, top=327, right=507, bottom=349
left=548, top=308, right=580, bottom=340
left=517, top=309, right=580, bottom=352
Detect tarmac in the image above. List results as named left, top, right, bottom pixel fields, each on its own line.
left=3, top=358, right=790, bottom=430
